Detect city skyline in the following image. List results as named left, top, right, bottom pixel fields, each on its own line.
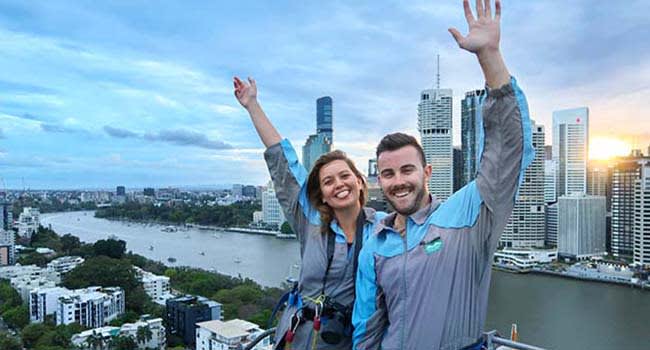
left=1, top=1, right=649, bottom=189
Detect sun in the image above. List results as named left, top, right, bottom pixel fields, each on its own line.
left=589, top=137, right=631, bottom=160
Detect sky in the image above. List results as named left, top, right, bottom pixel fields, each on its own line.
left=1, top=0, right=649, bottom=190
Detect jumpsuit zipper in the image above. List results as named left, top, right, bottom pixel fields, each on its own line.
left=400, top=224, right=408, bottom=350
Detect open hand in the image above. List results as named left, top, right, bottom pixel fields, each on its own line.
left=449, top=0, right=501, bottom=56
left=233, top=76, right=257, bottom=109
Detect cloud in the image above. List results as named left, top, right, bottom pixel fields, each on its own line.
left=103, top=125, right=232, bottom=150
left=144, top=129, right=232, bottom=150
left=40, top=123, right=77, bottom=133
left=0, top=80, right=57, bottom=94
left=0, top=128, right=4, bottom=139
left=103, top=125, right=139, bottom=138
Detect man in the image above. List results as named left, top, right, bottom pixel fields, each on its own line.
left=352, top=0, right=535, bottom=349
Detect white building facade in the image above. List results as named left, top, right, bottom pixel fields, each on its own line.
left=29, top=286, right=72, bottom=323
left=558, top=194, right=606, bottom=260
left=418, top=88, right=453, bottom=200
left=634, top=164, right=650, bottom=266
left=17, top=207, right=40, bottom=239
left=57, top=287, right=125, bottom=327
left=134, top=266, right=172, bottom=304
left=261, top=182, right=285, bottom=228
left=196, top=319, right=271, bottom=350
left=46, top=256, right=85, bottom=275
left=552, top=107, right=589, bottom=197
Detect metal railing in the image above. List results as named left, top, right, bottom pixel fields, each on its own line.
left=483, top=330, right=548, bottom=350
left=244, top=327, right=276, bottom=350
left=243, top=328, right=548, bottom=350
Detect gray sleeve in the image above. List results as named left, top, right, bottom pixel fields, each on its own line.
left=474, top=77, right=534, bottom=254
left=264, top=139, right=319, bottom=249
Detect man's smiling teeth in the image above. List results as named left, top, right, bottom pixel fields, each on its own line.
left=335, top=190, right=350, bottom=199
left=394, top=190, right=410, bottom=198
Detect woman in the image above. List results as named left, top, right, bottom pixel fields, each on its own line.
left=234, top=76, right=381, bottom=350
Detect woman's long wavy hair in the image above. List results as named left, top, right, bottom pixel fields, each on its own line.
left=306, top=150, right=368, bottom=234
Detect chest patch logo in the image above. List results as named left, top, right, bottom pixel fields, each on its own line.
left=422, top=237, right=443, bottom=255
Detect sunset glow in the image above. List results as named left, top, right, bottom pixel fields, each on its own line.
left=589, top=137, right=631, bottom=160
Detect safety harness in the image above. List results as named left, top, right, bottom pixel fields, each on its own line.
left=269, top=211, right=365, bottom=350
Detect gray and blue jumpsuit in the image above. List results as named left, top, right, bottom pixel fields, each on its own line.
left=265, top=139, right=384, bottom=350
left=352, top=78, right=535, bottom=350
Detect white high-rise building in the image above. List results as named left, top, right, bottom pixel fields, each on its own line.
left=56, top=287, right=125, bottom=327
left=46, top=256, right=84, bottom=275
left=553, top=107, right=589, bottom=197
left=501, top=122, right=545, bottom=248
left=558, top=194, right=606, bottom=260
left=17, top=207, right=40, bottom=239
left=134, top=266, right=172, bottom=304
left=611, top=158, right=646, bottom=258
left=29, top=287, right=73, bottom=323
left=418, top=86, right=453, bottom=200
left=261, top=182, right=285, bottom=228
left=633, top=164, right=650, bottom=266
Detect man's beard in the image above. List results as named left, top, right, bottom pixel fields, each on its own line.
left=384, top=182, right=426, bottom=216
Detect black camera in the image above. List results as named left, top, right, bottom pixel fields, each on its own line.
left=319, top=296, right=352, bottom=345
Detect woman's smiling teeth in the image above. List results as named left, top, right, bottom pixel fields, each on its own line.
left=335, top=190, right=350, bottom=199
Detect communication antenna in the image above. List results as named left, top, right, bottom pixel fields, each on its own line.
left=436, top=54, right=441, bottom=89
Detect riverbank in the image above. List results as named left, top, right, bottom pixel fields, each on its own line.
left=94, top=213, right=297, bottom=239
left=493, top=262, right=650, bottom=290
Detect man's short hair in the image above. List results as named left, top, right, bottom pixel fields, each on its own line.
left=376, top=132, right=426, bottom=167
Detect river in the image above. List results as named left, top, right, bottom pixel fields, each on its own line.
left=41, top=211, right=650, bottom=349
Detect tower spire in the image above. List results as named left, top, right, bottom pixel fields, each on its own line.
left=436, top=54, right=440, bottom=89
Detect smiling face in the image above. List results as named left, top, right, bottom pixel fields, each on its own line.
left=377, top=145, right=432, bottom=216
left=319, top=159, right=364, bottom=211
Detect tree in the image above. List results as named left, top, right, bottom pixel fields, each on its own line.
left=86, top=331, right=107, bottom=350
left=62, top=256, right=147, bottom=313
left=0, top=332, right=22, bottom=350
left=136, top=325, right=153, bottom=345
left=2, top=305, right=29, bottom=329
left=21, top=323, right=48, bottom=348
left=0, top=280, right=22, bottom=313
left=93, top=239, right=126, bottom=259
left=61, top=234, right=81, bottom=254
left=280, top=221, right=294, bottom=234
left=109, top=335, right=138, bottom=350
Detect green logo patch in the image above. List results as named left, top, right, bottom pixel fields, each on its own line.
left=423, top=238, right=443, bottom=254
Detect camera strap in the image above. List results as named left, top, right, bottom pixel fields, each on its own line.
left=321, top=210, right=365, bottom=296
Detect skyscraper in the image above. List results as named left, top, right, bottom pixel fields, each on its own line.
left=545, top=203, right=558, bottom=247
left=544, top=159, right=557, bottom=204
left=611, top=158, right=644, bottom=258
left=418, top=76, right=453, bottom=200
left=116, top=186, right=126, bottom=196
left=634, top=163, right=650, bottom=266
left=460, top=89, right=485, bottom=187
left=553, top=107, right=589, bottom=197
left=501, top=122, right=546, bottom=248
left=261, top=182, right=285, bottom=229
left=453, top=146, right=463, bottom=192
left=316, top=96, right=333, bottom=142
left=558, top=194, right=606, bottom=260
left=1, top=196, right=12, bottom=231
left=302, top=96, right=333, bottom=171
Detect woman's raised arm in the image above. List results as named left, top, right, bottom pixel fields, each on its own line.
left=233, top=76, right=282, bottom=148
